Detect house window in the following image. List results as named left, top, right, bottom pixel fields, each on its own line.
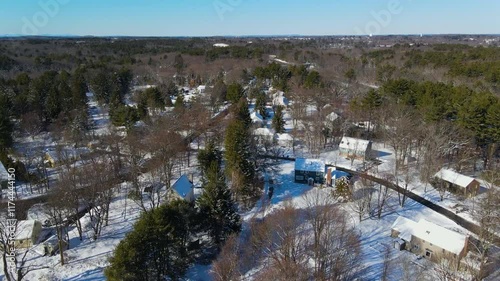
left=295, top=175, right=304, bottom=181
left=425, top=250, right=432, bottom=258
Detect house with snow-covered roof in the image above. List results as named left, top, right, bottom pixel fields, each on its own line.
left=196, top=85, right=206, bottom=94
left=391, top=216, right=469, bottom=266
left=294, top=158, right=326, bottom=185
left=434, top=168, right=480, bottom=196
left=13, top=220, right=42, bottom=248
left=250, top=111, right=264, bottom=126
left=325, top=167, right=351, bottom=187
left=272, top=91, right=289, bottom=107
left=339, top=136, right=372, bottom=161
left=171, top=175, right=195, bottom=202
left=276, top=133, right=293, bottom=148
left=253, top=127, right=275, bottom=144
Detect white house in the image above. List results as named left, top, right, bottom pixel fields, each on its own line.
left=434, top=168, right=480, bottom=196
left=391, top=216, right=469, bottom=265
left=197, top=85, right=206, bottom=94
left=213, top=43, right=229, bottom=48
left=14, top=220, right=42, bottom=248
left=272, top=91, right=289, bottom=107
left=171, top=175, right=195, bottom=202
left=339, top=137, right=372, bottom=161
left=250, top=111, right=264, bottom=126
left=276, top=133, right=293, bottom=147
left=253, top=128, right=275, bottom=144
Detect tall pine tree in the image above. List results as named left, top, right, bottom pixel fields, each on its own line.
left=196, top=162, right=241, bottom=246
left=272, top=105, right=285, bottom=133
left=105, top=200, right=193, bottom=281
left=224, top=117, right=256, bottom=199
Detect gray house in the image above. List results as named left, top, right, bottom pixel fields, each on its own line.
left=294, top=158, right=326, bottom=185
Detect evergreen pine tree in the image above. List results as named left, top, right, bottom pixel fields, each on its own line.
left=196, top=162, right=241, bottom=246
left=197, top=141, right=222, bottom=178
left=272, top=105, right=286, bottom=133
left=255, top=92, right=267, bottom=119
left=105, top=201, right=192, bottom=281
left=226, top=83, right=244, bottom=104
left=234, top=98, right=252, bottom=129
left=224, top=118, right=256, bottom=198
left=0, top=94, right=13, bottom=149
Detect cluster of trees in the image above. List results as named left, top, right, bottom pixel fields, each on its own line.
left=0, top=54, right=18, bottom=71
left=253, top=62, right=324, bottom=91
left=379, top=79, right=500, bottom=145
left=106, top=143, right=241, bottom=281
left=212, top=192, right=362, bottom=281
left=224, top=99, right=259, bottom=202
left=348, top=80, right=499, bottom=205
left=404, top=46, right=500, bottom=83
left=205, top=45, right=264, bottom=62
left=0, top=68, right=89, bottom=149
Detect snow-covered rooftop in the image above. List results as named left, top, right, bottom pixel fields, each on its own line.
left=0, top=161, right=8, bottom=180
left=15, top=220, right=38, bottom=241
left=250, top=111, right=264, bottom=123
left=276, top=133, right=293, bottom=141
left=391, top=216, right=468, bottom=255
left=434, top=168, right=477, bottom=189
left=45, top=147, right=89, bottom=163
left=272, top=91, right=289, bottom=107
left=326, top=112, right=339, bottom=122
left=391, top=216, right=419, bottom=242
left=414, top=219, right=468, bottom=255
left=295, top=158, right=325, bottom=173
left=172, top=175, right=193, bottom=199
left=253, top=127, right=274, bottom=136
left=339, top=136, right=371, bottom=152
left=325, top=167, right=350, bottom=180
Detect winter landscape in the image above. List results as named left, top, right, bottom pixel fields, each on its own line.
left=0, top=1, right=499, bottom=281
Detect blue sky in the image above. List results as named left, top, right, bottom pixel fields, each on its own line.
left=1, top=0, right=499, bottom=36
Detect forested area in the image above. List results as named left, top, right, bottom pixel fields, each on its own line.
left=0, top=36, right=499, bottom=280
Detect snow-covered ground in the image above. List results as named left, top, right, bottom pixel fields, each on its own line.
left=87, top=92, right=111, bottom=136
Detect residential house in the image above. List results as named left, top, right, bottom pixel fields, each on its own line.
left=253, top=128, right=275, bottom=144
left=294, top=158, right=326, bottom=185
left=325, top=167, right=351, bottom=187
left=171, top=175, right=195, bottom=202
left=250, top=111, right=264, bottom=126
left=14, top=220, right=42, bottom=248
left=276, top=133, right=293, bottom=148
left=434, top=168, right=481, bottom=196
left=391, top=216, right=469, bottom=267
left=272, top=91, right=289, bottom=107
left=197, top=85, right=206, bottom=94
left=44, top=147, right=89, bottom=168
left=339, top=137, right=372, bottom=161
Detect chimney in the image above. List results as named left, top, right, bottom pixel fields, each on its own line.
left=326, top=167, right=333, bottom=186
